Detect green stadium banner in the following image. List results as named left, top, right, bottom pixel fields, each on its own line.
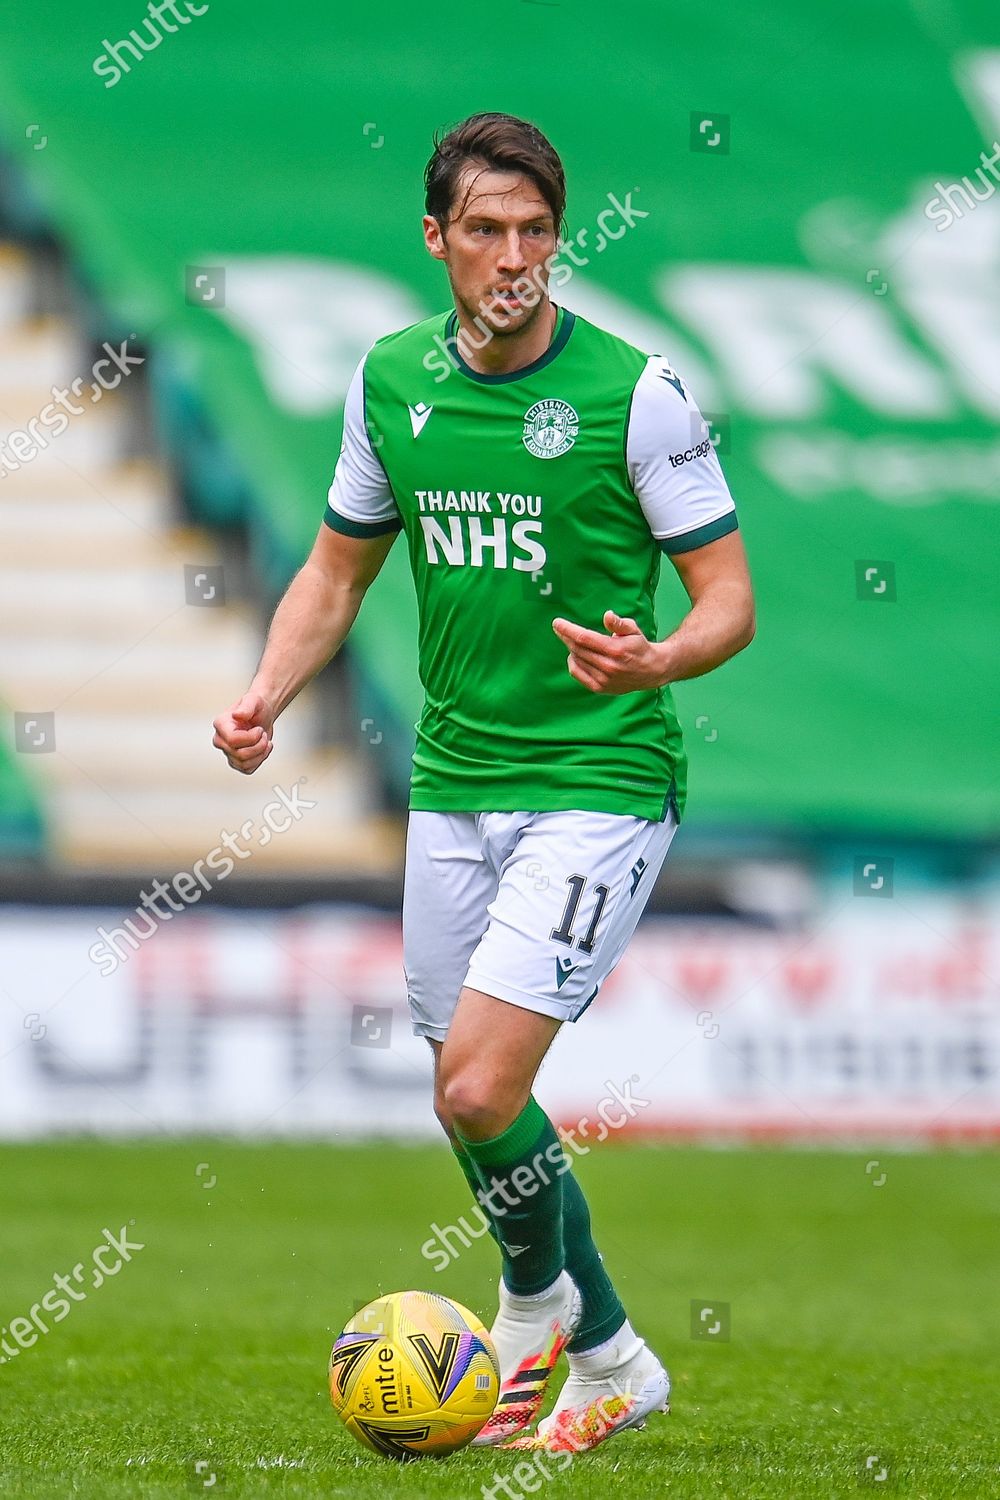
left=0, top=731, right=45, bottom=855
left=1, top=1, right=997, bottom=839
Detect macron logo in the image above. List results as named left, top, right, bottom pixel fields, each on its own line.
left=555, top=956, right=577, bottom=990
left=408, top=401, right=433, bottom=438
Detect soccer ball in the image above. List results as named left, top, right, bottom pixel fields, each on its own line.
left=329, top=1290, right=500, bottom=1460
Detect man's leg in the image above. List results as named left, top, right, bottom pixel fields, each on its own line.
left=432, top=1029, right=627, bottom=1352
left=404, top=806, right=626, bottom=1336
left=432, top=987, right=580, bottom=1445
left=447, top=806, right=678, bottom=1452
left=436, top=987, right=563, bottom=1291
left=408, top=805, right=676, bottom=1450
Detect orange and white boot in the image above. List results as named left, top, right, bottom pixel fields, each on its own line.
left=504, top=1320, right=670, bottom=1454
left=471, top=1270, right=581, bottom=1447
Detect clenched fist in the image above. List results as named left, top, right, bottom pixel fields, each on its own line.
left=212, top=691, right=275, bottom=774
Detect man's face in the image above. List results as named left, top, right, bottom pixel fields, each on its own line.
left=423, top=167, right=558, bottom=338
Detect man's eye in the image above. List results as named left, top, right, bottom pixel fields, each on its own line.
left=475, top=225, right=494, bottom=235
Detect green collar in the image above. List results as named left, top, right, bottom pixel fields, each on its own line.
left=443, top=303, right=576, bottom=384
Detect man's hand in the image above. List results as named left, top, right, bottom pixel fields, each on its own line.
left=555, top=534, right=755, bottom=694
left=209, top=525, right=398, bottom=778
left=552, top=611, right=665, bottom=695
left=212, top=691, right=275, bottom=774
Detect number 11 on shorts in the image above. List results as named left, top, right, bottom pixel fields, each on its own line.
left=550, top=875, right=610, bottom=954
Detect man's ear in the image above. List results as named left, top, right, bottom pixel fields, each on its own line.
left=422, top=213, right=448, bottom=262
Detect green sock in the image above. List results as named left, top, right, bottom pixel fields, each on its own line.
left=457, top=1097, right=565, bottom=1296
left=450, top=1142, right=499, bottom=1246
left=560, top=1162, right=626, bottom=1352
left=451, top=1118, right=626, bottom=1348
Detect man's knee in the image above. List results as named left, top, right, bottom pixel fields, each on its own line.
left=429, top=1039, right=453, bottom=1137
left=433, top=1088, right=454, bottom=1138
left=440, top=1067, right=520, bottom=1141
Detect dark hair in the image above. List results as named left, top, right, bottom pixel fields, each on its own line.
left=424, top=112, right=566, bottom=235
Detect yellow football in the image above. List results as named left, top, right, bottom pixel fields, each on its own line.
left=329, top=1290, right=500, bottom=1460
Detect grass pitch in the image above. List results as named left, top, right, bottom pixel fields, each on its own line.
left=0, top=1140, right=997, bottom=1498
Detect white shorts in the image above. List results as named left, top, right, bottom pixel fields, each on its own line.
left=402, top=806, right=678, bottom=1041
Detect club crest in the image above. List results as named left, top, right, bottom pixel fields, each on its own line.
left=522, top=398, right=579, bottom=459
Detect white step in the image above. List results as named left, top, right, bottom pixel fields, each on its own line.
left=0, top=401, right=125, bottom=470
left=53, top=809, right=404, bottom=875
left=1, top=522, right=208, bottom=569
left=0, top=495, right=164, bottom=535
left=0, top=460, right=165, bottom=503
left=3, top=663, right=253, bottom=715
left=0, top=322, right=87, bottom=388
left=45, top=764, right=369, bottom=826
left=0, top=565, right=232, bottom=616
left=42, top=758, right=382, bottom=870
left=4, top=632, right=255, bottom=684
left=0, top=609, right=256, bottom=653
left=14, top=709, right=314, bottom=784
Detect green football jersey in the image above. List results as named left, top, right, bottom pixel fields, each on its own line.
left=325, top=304, right=738, bottom=823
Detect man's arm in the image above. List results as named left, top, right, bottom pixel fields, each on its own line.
left=212, top=524, right=397, bottom=774
left=551, top=530, right=754, bottom=695
left=656, top=528, right=754, bottom=681
left=552, top=352, right=754, bottom=694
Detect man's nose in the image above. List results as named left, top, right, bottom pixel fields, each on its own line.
left=496, top=231, right=527, bottom=271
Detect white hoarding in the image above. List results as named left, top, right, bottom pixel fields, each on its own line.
left=0, top=900, right=996, bottom=1141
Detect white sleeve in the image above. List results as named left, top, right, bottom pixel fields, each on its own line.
left=626, top=354, right=738, bottom=554
left=324, top=354, right=402, bottom=536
